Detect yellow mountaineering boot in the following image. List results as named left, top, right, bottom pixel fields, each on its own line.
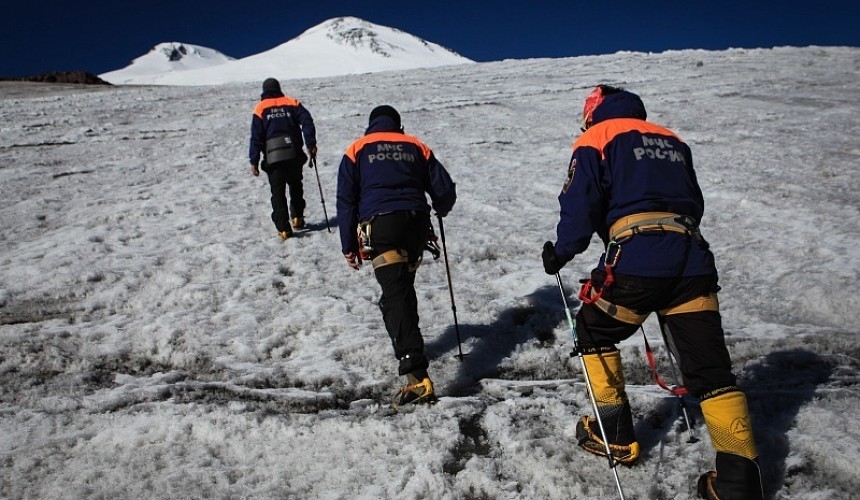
left=697, top=388, right=763, bottom=499
left=576, top=416, right=641, bottom=464
left=393, top=372, right=437, bottom=409
left=576, top=348, right=640, bottom=464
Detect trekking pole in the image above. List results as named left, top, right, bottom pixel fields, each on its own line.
left=655, top=317, right=698, bottom=443
left=555, top=273, right=626, bottom=500
left=310, top=155, right=331, bottom=233
left=437, top=215, right=466, bottom=361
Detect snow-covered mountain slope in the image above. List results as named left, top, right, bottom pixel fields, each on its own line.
left=99, top=42, right=235, bottom=84
left=100, top=17, right=473, bottom=85
left=3, top=46, right=860, bottom=499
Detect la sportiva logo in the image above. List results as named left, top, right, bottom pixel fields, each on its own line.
left=730, top=417, right=752, bottom=442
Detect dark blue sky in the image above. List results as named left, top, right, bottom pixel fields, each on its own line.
left=2, top=0, right=859, bottom=77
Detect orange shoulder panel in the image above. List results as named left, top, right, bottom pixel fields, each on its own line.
left=345, top=132, right=431, bottom=163
left=572, top=119, right=682, bottom=158
left=253, top=96, right=301, bottom=118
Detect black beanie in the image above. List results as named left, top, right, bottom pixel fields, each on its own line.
left=262, top=78, right=281, bottom=94
left=369, top=105, right=401, bottom=128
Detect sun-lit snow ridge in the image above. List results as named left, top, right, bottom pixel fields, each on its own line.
left=99, top=42, right=235, bottom=84
left=99, top=17, right=473, bottom=85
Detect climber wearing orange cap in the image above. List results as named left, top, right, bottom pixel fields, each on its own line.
left=543, top=85, right=764, bottom=500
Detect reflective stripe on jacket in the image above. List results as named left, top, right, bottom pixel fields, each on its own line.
left=555, top=92, right=715, bottom=277
left=336, top=116, right=456, bottom=254
left=248, top=92, right=316, bottom=164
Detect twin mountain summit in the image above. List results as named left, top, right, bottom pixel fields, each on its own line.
left=7, top=17, right=474, bottom=86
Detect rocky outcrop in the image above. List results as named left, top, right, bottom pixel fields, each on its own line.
left=0, top=71, right=111, bottom=85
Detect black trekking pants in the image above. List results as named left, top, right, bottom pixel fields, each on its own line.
left=369, top=211, right=431, bottom=376
left=576, top=270, right=737, bottom=398
left=265, top=158, right=305, bottom=232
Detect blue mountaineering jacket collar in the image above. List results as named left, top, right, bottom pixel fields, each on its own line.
left=260, top=90, right=285, bottom=100
left=365, top=116, right=404, bottom=135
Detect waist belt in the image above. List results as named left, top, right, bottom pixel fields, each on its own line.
left=579, top=212, right=704, bottom=308
left=609, top=212, right=701, bottom=243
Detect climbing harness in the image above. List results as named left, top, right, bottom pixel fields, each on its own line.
left=578, top=212, right=703, bottom=308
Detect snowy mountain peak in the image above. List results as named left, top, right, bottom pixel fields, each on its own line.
left=156, top=42, right=191, bottom=62
left=150, top=42, right=220, bottom=63
left=305, top=16, right=448, bottom=59
left=100, top=17, right=473, bottom=86
left=100, top=42, right=235, bottom=84
left=135, top=42, right=234, bottom=68
left=325, top=17, right=403, bottom=57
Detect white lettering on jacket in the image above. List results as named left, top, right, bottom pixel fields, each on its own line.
left=266, top=107, right=290, bottom=120
left=633, top=136, right=686, bottom=164
left=368, top=143, right=417, bottom=164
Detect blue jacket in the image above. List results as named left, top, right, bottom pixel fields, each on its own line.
left=248, top=90, right=316, bottom=165
left=555, top=91, right=716, bottom=277
left=337, top=116, right=457, bottom=254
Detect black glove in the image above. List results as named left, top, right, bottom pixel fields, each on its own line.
left=308, top=148, right=318, bottom=168
left=542, top=241, right=565, bottom=275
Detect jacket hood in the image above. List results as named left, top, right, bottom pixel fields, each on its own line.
left=365, top=116, right=404, bottom=135
left=591, top=91, right=648, bottom=125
